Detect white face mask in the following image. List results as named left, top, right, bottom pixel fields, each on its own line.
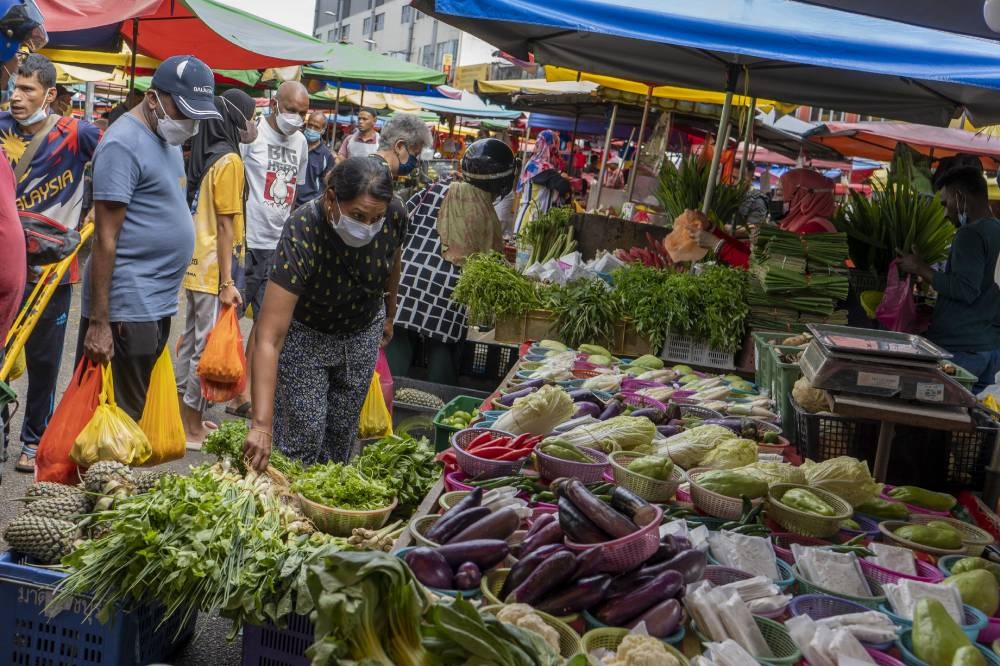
left=153, top=91, right=199, bottom=145
left=274, top=101, right=304, bottom=136
left=331, top=200, right=384, bottom=247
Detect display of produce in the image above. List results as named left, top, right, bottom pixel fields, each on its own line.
left=521, top=206, right=577, bottom=267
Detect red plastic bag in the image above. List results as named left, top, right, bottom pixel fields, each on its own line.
left=35, top=358, right=102, bottom=484
left=375, top=349, right=393, bottom=416
left=198, top=306, right=247, bottom=402
left=876, top=260, right=919, bottom=333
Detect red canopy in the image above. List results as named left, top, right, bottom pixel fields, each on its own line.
left=40, top=0, right=161, bottom=32
left=806, top=121, right=1000, bottom=167
left=736, top=143, right=854, bottom=170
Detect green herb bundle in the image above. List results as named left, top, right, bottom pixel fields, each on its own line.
left=750, top=264, right=849, bottom=300
left=203, top=419, right=303, bottom=478
left=291, top=462, right=394, bottom=511
left=451, top=251, right=540, bottom=323
left=352, top=435, right=440, bottom=514
left=521, top=206, right=576, bottom=265
left=752, top=226, right=849, bottom=269
left=544, top=278, right=621, bottom=349
left=655, top=155, right=750, bottom=226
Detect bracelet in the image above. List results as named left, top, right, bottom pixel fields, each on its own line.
left=713, top=239, right=725, bottom=255
left=218, top=279, right=236, bottom=292
left=250, top=427, right=272, bottom=439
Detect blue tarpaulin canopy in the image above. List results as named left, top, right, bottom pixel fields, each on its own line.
left=413, top=0, right=1000, bottom=126
left=791, top=1, right=994, bottom=40
left=410, top=92, right=522, bottom=120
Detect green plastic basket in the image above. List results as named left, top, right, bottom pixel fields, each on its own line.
left=580, top=628, right=690, bottom=666
left=433, top=396, right=484, bottom=452
left=691, top=616, right=800, bottom=666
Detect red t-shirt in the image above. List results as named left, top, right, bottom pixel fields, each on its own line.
left=0, top=158, right=25, bottom=344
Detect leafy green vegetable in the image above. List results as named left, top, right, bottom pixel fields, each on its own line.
left=655, top=155, right=750, bottom=227
left=352, top=435, right=440, bottom=514
left=451, top=251, right=541, bottom=324
left=202, top=419, right=303, bottom=478
left=544, top=278, right=621, bottom=349
left=493, top=384, right=576, bottom=436
left=291, top=462, right=395, bottom=510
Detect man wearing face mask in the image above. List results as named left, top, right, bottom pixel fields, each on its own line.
left=898, top=166, right=1000, bottom=392
left=225, top=80, right=308, bottom=419
left=294, top=111, right=333, bottom=208
left=79, top=55, right=221, bottom=421
left=336, top=106, right=379, bottom=164
left=0, top=53, right=101, bottom=473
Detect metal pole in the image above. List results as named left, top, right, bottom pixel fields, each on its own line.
left=84, top=82, right=95, bottom=122
left=702, top=66, right=739, bottom=214
left=625, top=85, right=653, bottom=201
left=128, top=19, right=139, bottom=92
left=593, top=102, right=619, bottom=209
left=333, top=79, right=341, bottom=124
left=738, top=97, right=756, bottom=183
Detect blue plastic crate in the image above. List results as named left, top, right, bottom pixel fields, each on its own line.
left=242, top=612, right=314, bottom=666
left=0, top=551, right=195, bottom=666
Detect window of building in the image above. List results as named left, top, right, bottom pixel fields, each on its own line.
left=415, top=9, right=424, bottom=19
left=341, top=0, right=351, bottom=16
left=374, top=12, right=384, bottom=31
left=435, top=39, right=458, bottom=68
left=362, top=16, right=371, bottom=35
left=327, top=29, right=337, bottom=41
left=340, top=24, right=350, bottom=41
left=401, top=5, right=412, bottom=23
left=420, top=44, right=434, bottom=69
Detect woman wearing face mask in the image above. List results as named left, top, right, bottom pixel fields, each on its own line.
left=242, top=157, right=406, bottom=469
left=175, top=89, right=257, bottom=446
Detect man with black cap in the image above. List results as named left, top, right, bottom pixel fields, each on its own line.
left=79, top=54, right=221, bottom=420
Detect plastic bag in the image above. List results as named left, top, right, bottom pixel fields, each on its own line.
left=197, top=305, right=245, bottom=382
left=358, top=371, right=393, bottom=439
left=198, top=305, right=247, bottom=403
left=137, top=348, right=185, bottom=467
left=664, top=209, right=710, bottom=263
left=375, top=349, right=393, bottom=416
left=36, top=358, right=102, bottom=483
left=72, top=363, right=152, bottom=466
left=875, top=261, right=918, bottom=333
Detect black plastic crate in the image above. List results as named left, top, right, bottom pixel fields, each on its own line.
left=242, top=612, right=313, bottom=666
left=791, top=397, right=879, bottom=463
left=893, top=416, right=999, bottom=492
left=458, top=341, right=519, bottom=381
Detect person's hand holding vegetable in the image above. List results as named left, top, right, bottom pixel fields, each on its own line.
left=243, top=425, right=272, bottom=472
left=897, top=244, right=935, bottom=283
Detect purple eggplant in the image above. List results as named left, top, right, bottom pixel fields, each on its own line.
left=516, top=378, right=547, bottom=390
left=436, top=539, right=510, bottom=570
left=519, top=520, right=564, bottom=557
left=656, top=425, right=684, bottom=438
left=568, top=389, right=603, bottom=403
left=629, top=408, right=666, bottom=424
left=425, top=488, right=484, bottom=542
left=598, top=401, right=623, bottom=420
left=594, top=569, right=684, bottom=625
left=524, top=513, right=556, bottom=539
left=667, top=418, right=685, bottom=427
left=534, top=574, right=612, bottom=615
left=404, top=548, right=454, bottom=589
left=574, top=402, right=603, bottom=418
left=500, top=543, right=566, bottom=599
left=452, top=562, right=482, bottom=590
left=640, top=548, right=706, bottom=584
left=629, top=598, right=683, bottom=638
left=572, top=547, right=605, bottom=580
left=645, top=534, right=693, bottom=565
left=703, top=417, right=743, bottom=433
left=508, top=550, right=578, bottom=605
left=604, top=573, right=655, bottom=600
left=499, top=385, right=539, bottom=406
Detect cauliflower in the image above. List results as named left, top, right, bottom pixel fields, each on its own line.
left=605, top=634, right=680, bottom=666
left=496, top=604, right=560, bottom=653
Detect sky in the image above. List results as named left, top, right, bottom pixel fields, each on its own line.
left=217, top=0, right=316, bottom=34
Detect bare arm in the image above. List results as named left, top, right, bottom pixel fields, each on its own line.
left=381, top=248, right=402, bottom=347
left=83, top=200, right=127, bottom=362
left=216, top=212, right=242, bottom=307
left=244, top=281, right=298, bottom=471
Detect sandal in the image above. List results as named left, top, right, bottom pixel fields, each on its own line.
left=225, top=401, right=252, bottom=418
left=15, top=453, right=35, bottom=473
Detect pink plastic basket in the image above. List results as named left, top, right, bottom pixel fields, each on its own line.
left=866, top=649, right=904, bottom=666
left=770, top=533, right=832, bottom=564
left=881, top=485, right=950, bottom=517
left=536, top=446, right=609, bottom=483
left=451, top=427, right=523, bottom=478
left=859, top=557, right=944, bottom=586
left=564, top=505, right=662, bottom=573
left=620, top=378, right=667, bottom=392
left=979, top=617, right=1000, bottom=645
left=444, top=471, right=475, bottom=492
left=618, top=392, right=668, bottom=412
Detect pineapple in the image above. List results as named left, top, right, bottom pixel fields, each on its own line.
left=25, top=481, right=82, bottom=499
left=134, top=470, right=168, bottom=494
left=4, top=515, right=77, bottom=564
left=83, top=460, right=134, bottom=494
left=25, top=492, right=92, bottom=521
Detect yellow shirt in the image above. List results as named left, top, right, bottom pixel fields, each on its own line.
left=183, top=152, right=245, bottom=294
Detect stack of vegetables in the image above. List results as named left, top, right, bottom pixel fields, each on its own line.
left=747, top=227, right=851, bottom=330
left=520, top=206, right=577, bottom=268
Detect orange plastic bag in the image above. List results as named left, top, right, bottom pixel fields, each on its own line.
left=72, top=363, right=152, bottom=466
left=35, top=358, right=102, bottom=484
left=197, top=305, right=245, bottom=383
left=663, top=209, right=710, bottom=263
left=137, top=348, right=185, bottom=466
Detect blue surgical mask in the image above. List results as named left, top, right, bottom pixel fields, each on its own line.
left=396, top=147, right=418, bottom=176
left=303, top=128, right=322, bottom=143
left=17, top=104, right=47, bottom=127
left=959, top=212, right=969, bottom=226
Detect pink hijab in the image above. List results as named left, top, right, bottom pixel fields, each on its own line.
left=517, top=129, right=557, bottom=193
left=779, top=169, right=837, bottom=234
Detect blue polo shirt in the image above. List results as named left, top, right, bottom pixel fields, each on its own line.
left=295, top=141, right=333, bottom=207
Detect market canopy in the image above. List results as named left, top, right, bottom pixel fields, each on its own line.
left=303, top=43, right=447, bottom=88
left=41, top=48, right=161, bottom=71
left=805, top=121, right=1000, bottom=167
left=790, top=1, right=995, bottom=40
left=413, top=0, right=1000, bottom=126
left=311, top=88, right=424, bottom=113
left=410, top=91, right=521, bottom=120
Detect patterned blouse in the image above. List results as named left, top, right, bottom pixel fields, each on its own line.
left=269, top=197, right=406, bottom=335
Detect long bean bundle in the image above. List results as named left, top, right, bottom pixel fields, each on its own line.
left=751, top=264, right=849, bottom=300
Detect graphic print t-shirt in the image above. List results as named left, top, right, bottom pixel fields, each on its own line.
left=242, top=119, right=308, bottom=251
left=0, top=112, right=102, bottom=281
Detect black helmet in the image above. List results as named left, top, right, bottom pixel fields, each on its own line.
left=461, top=138, right=516, bottom=199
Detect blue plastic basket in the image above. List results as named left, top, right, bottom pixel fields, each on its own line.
left=243, top=612, right=313, bottom=666
left=879, top=603, right=987, bottom=642
left=0, top=551, right=195, bottom=666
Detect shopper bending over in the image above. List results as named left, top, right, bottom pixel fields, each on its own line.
left=898, top=167, right=1000, bottom=392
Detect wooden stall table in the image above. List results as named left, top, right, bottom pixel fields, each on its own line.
left=828, top=393, right=975, bottom=482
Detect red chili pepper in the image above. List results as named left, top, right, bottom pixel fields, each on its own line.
left=468, top=436, right=510, bottom=452
left=507, top=433, right=531, bottom=449
left=466, top=431, right=494, bottom=450
left=470, top=446, right=512, bottom=460
left=495, top=449, right=530, bottom=461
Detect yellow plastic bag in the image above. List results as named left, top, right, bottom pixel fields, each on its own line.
left=137, top=348, right=185, bottom=466
left=72, top=363, right=152, bottom=466
left=358, top=371, right=393, bottom=439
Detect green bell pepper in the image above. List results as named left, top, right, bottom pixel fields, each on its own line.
left=951, top=646, right=986, bottom=666
left=780, top=488, right=837, bottom=516
left=894, top=524, right=964, bottom=550
left=887, top=485, right=957, bottom=511
left=912, top=598, right=976, bottom=666
left=855, top=497, right=909, bottom=521
left=626, top=454, right=674, bottom=481
left=951, top=557, right=1000, bottom=584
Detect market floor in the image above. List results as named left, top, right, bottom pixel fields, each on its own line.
left=1, top=287, right=245, bottom=666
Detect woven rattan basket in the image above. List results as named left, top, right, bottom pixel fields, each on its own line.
left=580, top=628, right=690, bottom=666
left=298, top=494, right=396, bottom=537
left=608, top=450, right=686, bottom=502
left=687, top=467, right=764, bottom=520
left=765, top=483, right=853, bottom=538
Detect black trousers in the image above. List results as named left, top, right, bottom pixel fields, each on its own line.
left=20, top=283, right=73, bottom=453
left=75, top=317, right=171, bottom=421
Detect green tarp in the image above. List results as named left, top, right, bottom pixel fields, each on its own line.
left=304, top=43, right=446, bottom=87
